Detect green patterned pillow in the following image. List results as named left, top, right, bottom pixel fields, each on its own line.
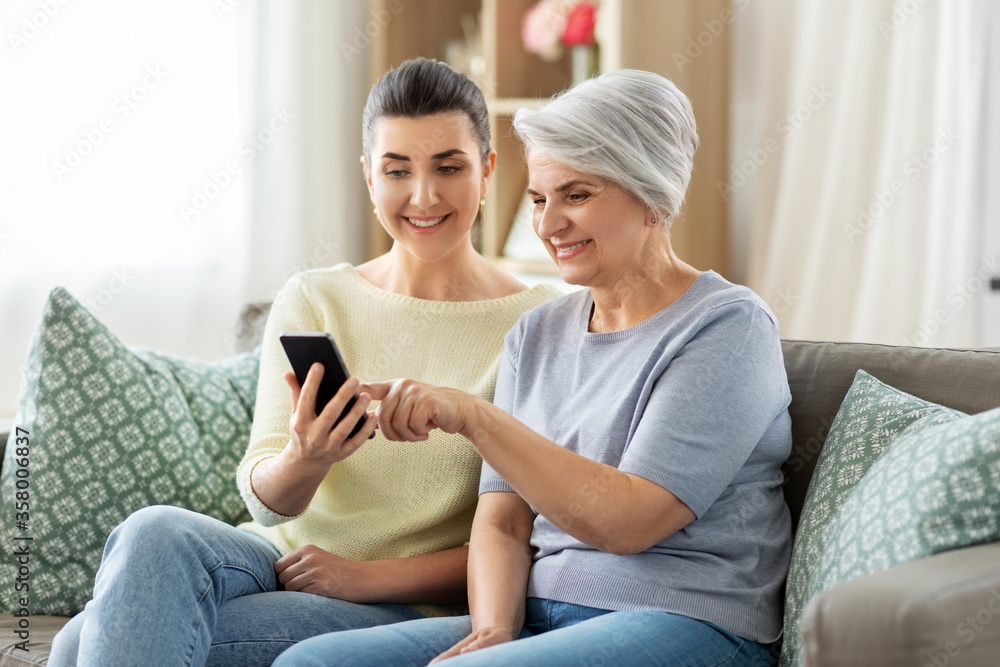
left=0, top=287, right=259, bottom=616
left=779, top=370, right=964, bottom=667
left=812, top=405, right=1000, bottom=598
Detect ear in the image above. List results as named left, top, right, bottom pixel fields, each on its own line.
left=360, top=155, right=375, bottom=199
left=480, top=149, right=497, bottom=198
left=646, top=209, right=668, bottom=227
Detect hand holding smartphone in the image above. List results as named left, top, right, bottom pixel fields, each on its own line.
left=279, top=332, right=374, bottom=440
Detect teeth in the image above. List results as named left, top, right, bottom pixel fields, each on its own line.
left=407, top=216, right=445, bottom=228
left=561, top=240, right=590, bottom=251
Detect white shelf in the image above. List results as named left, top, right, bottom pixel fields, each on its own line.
left=488, top=97, right=547, bottom=116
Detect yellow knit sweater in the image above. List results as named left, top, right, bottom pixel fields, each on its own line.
left=236, top=263, right=558, bottom=569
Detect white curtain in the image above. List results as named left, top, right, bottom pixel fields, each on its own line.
left=730, top=0, right=995, bottom=347
left=979, top=1, right=1000, bottom=345
left=243, top=0, right=370, bottom=306
left=0, top=0, right=369, bottom=419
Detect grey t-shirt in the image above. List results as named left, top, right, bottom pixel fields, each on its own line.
left=480, top=271, right=792, bottom=643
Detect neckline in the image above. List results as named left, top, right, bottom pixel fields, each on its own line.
left=337, top=263, right=554, bottom=311
left=580, top=270, right=712, bottom=342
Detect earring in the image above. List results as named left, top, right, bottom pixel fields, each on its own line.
left=651, top=216, right=657, bottom=225
left=480, top=196, right=486, bottom=215
left=373, top=206, right=380, bottom=221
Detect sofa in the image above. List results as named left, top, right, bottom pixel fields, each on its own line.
left=1, top=297, right=998, bottom=666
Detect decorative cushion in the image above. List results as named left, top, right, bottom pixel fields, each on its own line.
left=811, top=405, right=1000, bottom=599
left=779, top=341, right=1000, bottom=532
left=779, top=370, right=964, bottom=667
left=0, top=287, right=259, bottom=616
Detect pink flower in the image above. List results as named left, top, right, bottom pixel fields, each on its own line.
left=562, top=2, right=597, bottom=46
left=521, top=0, right=568, bottom=61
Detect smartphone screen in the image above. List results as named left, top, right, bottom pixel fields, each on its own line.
left=279, top=332, right=372, bottom=439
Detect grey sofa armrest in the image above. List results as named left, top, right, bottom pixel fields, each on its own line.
left=800, top=540, right=1000, bottom=667
left=0, top=615, right=69, bottom=666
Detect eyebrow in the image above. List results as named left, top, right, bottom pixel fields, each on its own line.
left=381, top=149, right=467, bottom=161
left=526, top=180, right=594, bottom=196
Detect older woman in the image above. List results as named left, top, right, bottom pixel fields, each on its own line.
left=274, top=69, right=792, bottom=667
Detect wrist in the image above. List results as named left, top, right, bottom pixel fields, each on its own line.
left=352, top=558, right=389, bottom=601
left=459, top=397, right=501, bottom=449
left=276, top=444, right=332, bottom=480
left=470, top=618, right=520, bottom=639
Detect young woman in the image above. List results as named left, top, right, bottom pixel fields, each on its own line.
left=49, top=58, right=559, bottom=667
left=273, top=69, right=791, bottom=667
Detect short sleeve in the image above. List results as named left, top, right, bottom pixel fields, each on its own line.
left=619, top=301, right=790, bottom=518
left=478, top=324, right=521, bottom=495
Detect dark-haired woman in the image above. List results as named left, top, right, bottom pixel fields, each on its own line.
left=49, top=58, right=558, bottom=667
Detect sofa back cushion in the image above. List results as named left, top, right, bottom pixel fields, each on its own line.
left=780, top=340, right=1000, bottom=531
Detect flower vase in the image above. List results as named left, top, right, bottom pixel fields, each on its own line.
left=570, top=44, right=598, bottom=87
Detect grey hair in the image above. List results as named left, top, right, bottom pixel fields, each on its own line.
left=512, top=69, right=699, bottom=224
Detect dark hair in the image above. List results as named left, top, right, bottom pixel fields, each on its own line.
left=362, top=58, right=491, bottom=163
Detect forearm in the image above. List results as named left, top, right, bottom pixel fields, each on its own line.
left=462, top=400, right=690, bottom=555
left=426, top=498, right=534, bottom=664
left=365, top=378, right=691, bottom=553
left=468, top=530, right=531, bottom=634
left=359, top=546, right=470, bottom=605
left=468, top=495, right=534, bottom=634
left=250, top=448, right=330, bottom=517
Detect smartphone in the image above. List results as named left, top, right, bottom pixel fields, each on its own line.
left=279, top=332, right=373, bottom=439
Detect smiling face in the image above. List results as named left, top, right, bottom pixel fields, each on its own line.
left=364, top=112, right=494, bottom=264
left=527, top=148, right=653, bottom=288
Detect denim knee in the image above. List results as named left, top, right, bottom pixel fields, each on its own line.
left=106, top=505, right=196, bottom=548
left=100, top=505, right=218, bottom=573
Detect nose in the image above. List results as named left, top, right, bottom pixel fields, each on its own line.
left=411, top=172, right=439, bottom=210
left=534, top=202, right=567, bottom=241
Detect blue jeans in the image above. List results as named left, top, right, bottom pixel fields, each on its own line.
left=273, top=597, right=777, bottom=666
left=48, top=506, right=424, bottom=667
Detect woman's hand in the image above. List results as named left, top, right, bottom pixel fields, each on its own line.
left=274, top=545, right=472, bottom=606
left=283, top=364, right=376, bottom=468
left=430, top=627, right=518, bottom=663
left=274, top=545, right=370, bottom=601
left=247, top=365, right=377, bottom=517
left=362, top=379, right=483, bottom=442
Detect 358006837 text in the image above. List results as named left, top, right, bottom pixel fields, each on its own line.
left=11, top=426, right=33, bottom=652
